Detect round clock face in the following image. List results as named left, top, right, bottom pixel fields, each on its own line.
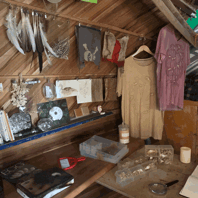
left=49, top=106, right=63, bottom=121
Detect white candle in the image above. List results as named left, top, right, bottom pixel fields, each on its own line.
left=180, top=147, right=191, bottom=164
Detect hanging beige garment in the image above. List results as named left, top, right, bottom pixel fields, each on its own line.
left=117, top=56, right=164, bottom=140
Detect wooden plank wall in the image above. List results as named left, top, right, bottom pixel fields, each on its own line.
left=0, top=0, right=169, bottom=124
left=0, top=0, right=193, bottom=165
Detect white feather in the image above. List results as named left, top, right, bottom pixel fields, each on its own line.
left=39, top=22, right=58, bottom=57
left=25, top=13, right=36, bottom=52
left=44, top=48, right=52, bottom=65
left=5, top=10, right=18, bottom=40
left=7, top=29, right=25, bottom=55
left=5, top=9, right=25, bottom=55
left=13, top=10, right=21, bottom=42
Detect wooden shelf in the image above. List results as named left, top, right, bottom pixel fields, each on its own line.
left=0, top=112, right=112, bottom=151
left=3, top=135, right=144, bottom=198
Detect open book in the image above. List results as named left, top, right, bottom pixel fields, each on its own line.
left=180, top=165, right=198, bottom=198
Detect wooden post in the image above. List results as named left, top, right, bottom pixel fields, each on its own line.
left=151, top=0, right=198, bottom=47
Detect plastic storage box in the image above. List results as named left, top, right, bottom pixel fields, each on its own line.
left=117, top=158, right=134, bottom=170
left=79, top=135, right=129, bottom=164
left=145, top=145, right=159, bottom=158
left=158, top=145, right=174, bottom=164
left=115, top=165, right=145, bottom=187
left=141, top=161, right=157, bottom=174
left=145, top=145, right=174, bottom=164
left=133, top=155, right=149, bottom=165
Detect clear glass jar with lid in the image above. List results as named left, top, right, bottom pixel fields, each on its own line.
left=118, top=123, right=129, bottom=144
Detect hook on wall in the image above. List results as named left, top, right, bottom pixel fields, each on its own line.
left=139, top=34, right=146, bottom=44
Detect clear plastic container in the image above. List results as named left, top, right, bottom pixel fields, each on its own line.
left=115, top=165, right=145, bottom=187
left=145, top=145, right=174, bottom=165
left=158, top=145, right=174, bottom=164
left=117, top=158, right=134, bottom=170
left=133, top=155, right=149, bottom=165
left=141, top=161, right=157, bottom=174
left=79, top=135, right=129, bottom=164
left=145, top=145, right=159, bottom=158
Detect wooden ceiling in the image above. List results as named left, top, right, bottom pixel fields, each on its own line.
left=0, top=0, right=194, bottom=124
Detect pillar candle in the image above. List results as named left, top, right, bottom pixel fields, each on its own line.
left=180, top=147, right=191, bottom=164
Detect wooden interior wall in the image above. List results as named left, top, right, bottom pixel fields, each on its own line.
left=0, top=0, right=194, bottom=151
left=0, top=0, right=172, bottom=126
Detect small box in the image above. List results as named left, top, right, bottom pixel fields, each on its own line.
left=74, top=108, right=83, bottom=118
left=115, top=165, right=145, bottom=187
left=81, top=106, right=90, bottom=116
left=158, top=145, right=174, bottom=164
left=145, top=145, right=174, bottom=165
left=133, top=155, right=149, bottom=165
left=79, top=135, right=129, bottom=164
left=145, top=145, right=159, bottom=158
left=117, top=158, right=134, bottom=170
left=141, top=161, right=157, bottom=174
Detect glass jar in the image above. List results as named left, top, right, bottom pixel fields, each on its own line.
left=118, top=123, right=129, bottom=144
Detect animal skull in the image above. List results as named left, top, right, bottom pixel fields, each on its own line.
left=83, top=43, right=98, bottom=62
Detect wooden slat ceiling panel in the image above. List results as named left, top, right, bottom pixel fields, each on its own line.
left=0, top=0, right=192, bottom=124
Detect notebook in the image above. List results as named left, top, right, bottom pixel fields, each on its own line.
left=16, top=167, right=74, bottom=198
left=180, top=165, right=198, bottom=198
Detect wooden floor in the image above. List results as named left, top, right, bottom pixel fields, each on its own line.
left=76, top=183, right=127, bottom=198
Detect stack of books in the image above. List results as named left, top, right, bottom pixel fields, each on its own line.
left=0, top=162, right=74, bottom=198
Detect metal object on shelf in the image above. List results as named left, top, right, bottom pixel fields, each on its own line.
left=37, top=118, right=53, bottom=132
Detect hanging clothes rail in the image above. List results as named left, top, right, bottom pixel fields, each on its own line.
left=0, top=0, right=155, bottom=41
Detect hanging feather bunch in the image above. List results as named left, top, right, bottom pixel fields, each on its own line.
left=5, top=6, right=61, bottom=73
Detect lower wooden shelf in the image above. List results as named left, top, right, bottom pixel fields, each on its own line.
left=3, top=136, right=144, bottom=198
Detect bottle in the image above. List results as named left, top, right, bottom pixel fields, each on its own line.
left=118, top=123, right=129, bottom=144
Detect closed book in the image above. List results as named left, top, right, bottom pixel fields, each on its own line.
left=4, top=112, right=14, bottom=141
left=16, top=167, right=74, bottom=198
left=0, top=111, right=10, bottom=142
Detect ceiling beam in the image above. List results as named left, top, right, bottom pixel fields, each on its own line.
left=151, top=0, right=198, bottom=47
left=172, top=0, right=196, bottom=17
left=0, top=0, right=155, bottom=41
